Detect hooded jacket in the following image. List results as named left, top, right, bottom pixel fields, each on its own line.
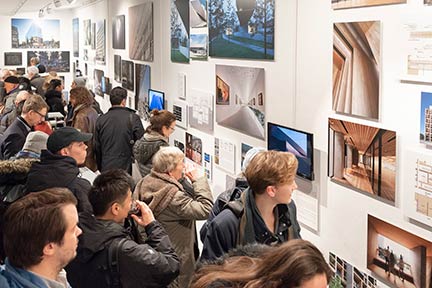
left=135, top=170, right=213, bottom=288
left=0, top=158, right=37, bottom=201
left=0, top=259, right=71, bottom=288
left=133, top=131, right=168, bottom=177
left=66, top=212, right=180, bottom=288
left=26, top=150, right=92, bottom=213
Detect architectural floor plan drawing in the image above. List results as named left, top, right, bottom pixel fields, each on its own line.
left=404, top=23, right=432, bottom=82
left=405, top=149, right=432, bottom=227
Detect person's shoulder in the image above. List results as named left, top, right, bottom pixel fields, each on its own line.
left=212, top=208, right=239, bottom=228
left=0, top=270, right=10, bottom=288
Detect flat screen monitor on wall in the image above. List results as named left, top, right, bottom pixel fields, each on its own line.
left=267, top=122, right=314, bottom=181
left=148, top=89, right=165, bottom=111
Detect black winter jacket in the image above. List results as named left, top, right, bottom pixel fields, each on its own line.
left=95, top=106, right=144, bottom=174
left=44, top=90, right=66, bottom=116
left=200, top=188, right=301, bottom=261
left=66, top=212, right=180, bottom=288
left=26, top=150, right=92, bottom=213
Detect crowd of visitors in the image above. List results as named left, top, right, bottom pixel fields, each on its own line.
left=0, top=63, right=332, bottom=287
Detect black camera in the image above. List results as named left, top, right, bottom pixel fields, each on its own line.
left=128, top=201, right=142, bottom=216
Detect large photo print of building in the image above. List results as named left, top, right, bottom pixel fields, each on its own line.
left=129, top=3, right=153, bottom=61
left=27, top=51, right=70, bottom=72
left=367, top=215, right=432, bottom=288
left=216, top=64, right=265, bottom=140
left=12, top=18, right=60, bottom=49
left=328, top=118, right=396, bottom=204
left=208, top=0, right=274, bottom=60
left=171, top=0, right=189, bottom=63
left=333, top=21, right=381, bottom=120
left=135, top=63, right=151, bottom=119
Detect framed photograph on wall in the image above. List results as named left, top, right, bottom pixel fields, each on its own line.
left=258, top=92, right=263, bottom=105
left=216, top=76, right=229, bottom=105
left=4, top=52, right=22, bottom=66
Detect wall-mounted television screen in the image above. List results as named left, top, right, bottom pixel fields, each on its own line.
left=267, top=122, right=314, bottom=181
left=148, top=89, right=165, bottom=111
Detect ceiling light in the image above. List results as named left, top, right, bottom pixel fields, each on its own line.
left=53, top=0, right=62, bottom=8
left=38, top=8, right=44, bottom=18
left=46, top=5, right=52, bottom=14
left=66, top=0, right=75, bottom=3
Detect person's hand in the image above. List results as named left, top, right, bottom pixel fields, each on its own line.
left=130, top=200, right=155, bottom=227
left=184, top=162, right=203, bottom=182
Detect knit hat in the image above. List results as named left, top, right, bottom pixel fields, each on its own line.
left=73, top=77, right=86, bottom=87
left=22, top=131, right=49, bottom=155
left=241, top=147, right=266, bottom=173
left=47, top=127, right=92, bottom=153
left=4, top=76, right=19, bottom=84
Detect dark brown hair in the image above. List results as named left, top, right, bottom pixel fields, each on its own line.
left=192, top=240, right=333, bottom=288
left=70, top=86, right=93, bottom=106
left=3, top=188, right=77, bottom=268
left=146, top=109, right=176, bottom=134
left=245, top=150, right=298, bottom=195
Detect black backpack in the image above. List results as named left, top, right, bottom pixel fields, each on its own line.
left=66, top=238, right=128, bottom=288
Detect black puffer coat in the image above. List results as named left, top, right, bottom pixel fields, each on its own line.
left=26, top=150, right=92, bottom=213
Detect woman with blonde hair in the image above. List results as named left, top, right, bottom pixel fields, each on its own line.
left=135, top=146, right=213, bottom=288
left=68, top=86, right=98, bottom=171
left=192, top=239, right=333, bottom=288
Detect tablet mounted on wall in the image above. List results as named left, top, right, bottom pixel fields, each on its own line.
left=148, top=88, right=165, bottom=111
left=267, top=122, right=314, bottom=181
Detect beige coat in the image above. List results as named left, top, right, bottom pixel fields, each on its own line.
left=135, top=170, right=213, bottom=288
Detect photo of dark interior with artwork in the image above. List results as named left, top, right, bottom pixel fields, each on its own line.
left=328, top=118, right=396, bottom=204
left=368, top=215, right=432, bottom=288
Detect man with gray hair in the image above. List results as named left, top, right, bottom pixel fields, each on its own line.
left=27, top=66, right=44, bottom=96
left=0, top=94, right=48, bottom=159
left=0, top=91, right=31, bottom=134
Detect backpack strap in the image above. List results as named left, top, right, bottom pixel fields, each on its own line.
left=107, top=238, right=128, bottom=288
left=225, top=200, right=244, bottom=218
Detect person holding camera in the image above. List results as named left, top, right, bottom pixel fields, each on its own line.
left=66, top=169, right=180, bottom=288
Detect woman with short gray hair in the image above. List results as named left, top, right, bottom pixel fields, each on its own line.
left=135, top=146, right=213, bottom=288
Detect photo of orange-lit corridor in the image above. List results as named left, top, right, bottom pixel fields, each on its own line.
left=368, top=215, right=432, bottom=288
left=328, top=118, right=396, bottom=204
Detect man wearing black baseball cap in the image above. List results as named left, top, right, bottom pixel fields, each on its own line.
left=26, top=127, right=93, bottom=213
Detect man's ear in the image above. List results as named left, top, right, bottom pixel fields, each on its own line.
left=111, top=203, right=120, bottom=216
left=58, top=147, right=69, bottom=156
left=43, top=242, right=56, bottom=257
left=266, top=186, right=276, bottom=198
left=121, top=99, right=126, bottom=107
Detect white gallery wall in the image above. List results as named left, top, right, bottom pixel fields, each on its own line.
left=0, top=10, right=75, bottom=87
left=2, top=0, right=432, bottom=285
left=72, top=0, right=432, bottom=281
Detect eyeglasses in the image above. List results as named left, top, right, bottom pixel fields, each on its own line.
left=33, top=110, right=47, bottom=118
